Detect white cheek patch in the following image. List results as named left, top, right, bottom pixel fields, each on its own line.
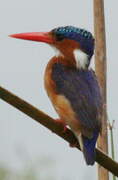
left=74, top=49, right=89, bottom=69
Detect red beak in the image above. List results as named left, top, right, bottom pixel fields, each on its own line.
left=9, top=32, right=53, bottom=44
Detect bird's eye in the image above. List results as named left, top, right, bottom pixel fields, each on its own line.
left=55, top=34, right=65, bottom=41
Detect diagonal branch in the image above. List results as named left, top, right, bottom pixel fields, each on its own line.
left=0, top=85, right=118, bottom=176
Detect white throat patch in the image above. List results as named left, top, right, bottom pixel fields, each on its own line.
left=74, top=49, right=89, bottom=69
left=52, top=47, right=64, bottom=58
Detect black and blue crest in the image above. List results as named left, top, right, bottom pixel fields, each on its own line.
left=52, top=26, right=94, bottom=58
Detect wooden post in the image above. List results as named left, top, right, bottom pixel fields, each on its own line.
left=93, top=0, right=109, bottom=180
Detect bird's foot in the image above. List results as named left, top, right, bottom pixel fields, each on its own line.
left=55, top=119, right=67, bottom=133
left=69, top=142, right=78, bottom=148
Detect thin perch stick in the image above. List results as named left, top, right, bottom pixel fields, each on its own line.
left=0, top=86, right=118, bottom=176
left=108, top=121, right=116, bottom=180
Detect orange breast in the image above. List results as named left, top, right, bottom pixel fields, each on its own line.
left=44, top=57, right=81, bottom=133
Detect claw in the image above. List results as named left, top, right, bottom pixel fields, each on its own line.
left=69, top=142, right=78, bottom=148
left=56, top=119, right=67, bottom=133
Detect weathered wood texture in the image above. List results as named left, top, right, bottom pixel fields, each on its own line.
left=94, top=0, right=109, bottom=179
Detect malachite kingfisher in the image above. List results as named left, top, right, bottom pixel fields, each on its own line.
left=10, top=26, right=103, bottom=165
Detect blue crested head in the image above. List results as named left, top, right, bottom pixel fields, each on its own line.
left=52, top=26, right=94, bottom=58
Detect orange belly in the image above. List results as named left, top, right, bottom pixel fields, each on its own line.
left=44, top=58, right=81, bottom=133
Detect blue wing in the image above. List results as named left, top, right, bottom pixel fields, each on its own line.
left=52, top=63, right=103, bottom=133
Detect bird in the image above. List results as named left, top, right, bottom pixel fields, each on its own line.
left=10, top=26, right=103, bottom=165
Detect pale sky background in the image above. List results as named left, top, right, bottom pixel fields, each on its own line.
left=0, top=0, right=118, bottom=179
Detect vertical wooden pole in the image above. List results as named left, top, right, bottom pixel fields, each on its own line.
left=93, top=0, right=109, bottom=180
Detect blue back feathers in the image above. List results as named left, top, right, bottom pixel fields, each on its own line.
left=52, top=63, right=102, bottom=131
left=52, top=62, right=102, bottom=165
left=52, top=26, right=94, bottom=58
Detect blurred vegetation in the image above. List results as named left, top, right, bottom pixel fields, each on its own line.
left=0, top=157, right=56, bottom=180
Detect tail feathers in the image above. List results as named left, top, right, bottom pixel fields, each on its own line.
left=78, top=130, right=99, bottom=165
